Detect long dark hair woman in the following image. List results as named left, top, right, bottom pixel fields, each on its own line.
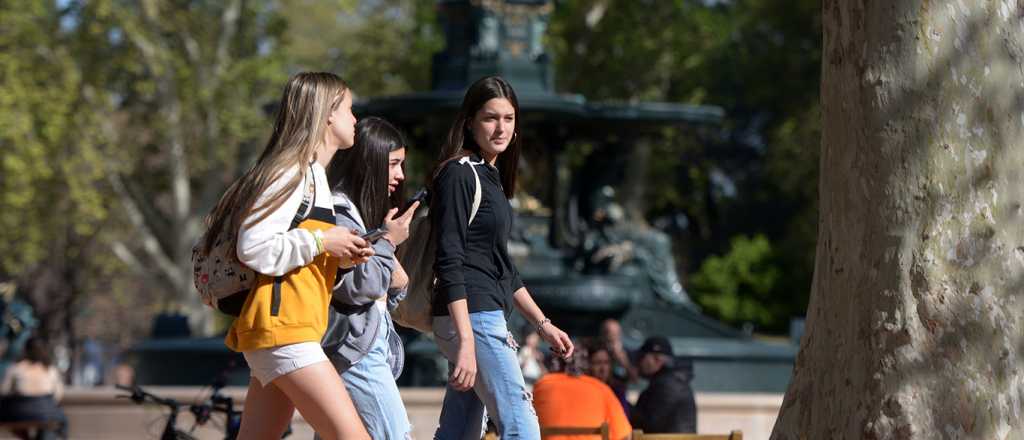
left=330, top=116, right=408, bottom=228
left=429, top=76, right=573, bottom=440
left=322, top=117, right=418, bottom=440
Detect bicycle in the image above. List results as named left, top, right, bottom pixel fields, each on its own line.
left=117, top=376, right=292, bottom=440
left=116, top=384, right=198, bottom=440
left=189, top=373, right=242, bottom=439
left=188, top=373, right=292, bottom=440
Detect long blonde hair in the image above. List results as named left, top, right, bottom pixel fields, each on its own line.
left=203, top=72, right=349, bottom=252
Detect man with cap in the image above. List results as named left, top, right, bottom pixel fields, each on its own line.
left=630, top=336, right=696, bottom=433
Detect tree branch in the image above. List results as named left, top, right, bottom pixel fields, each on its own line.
left=198, top=0, right=243, bottom=181
left=214, top=0, right=242, bottom=81
left=110, top=241, right=153, bottom=278
left=111, top=239, right=181, bottom=303
left=120, top=172, right=172, bottom=245
left=108, top=173, right=185, bottom=289
left=166, top=97, right=191, bottom=235
left=116, top=4, right=163, bottom=74
left=182, top=34, right=202, bottom=66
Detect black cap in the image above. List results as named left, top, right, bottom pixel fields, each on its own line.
left=639, top=336, right=673, bottom=357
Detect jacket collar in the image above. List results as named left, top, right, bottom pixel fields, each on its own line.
left=331, top=190, right=366, bottom=231
left=465, top=152, right=498, bottom=171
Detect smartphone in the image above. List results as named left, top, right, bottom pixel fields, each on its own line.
left=360, top=227, right=388, bottom=243
left=398, top=188, right=429, bottom=217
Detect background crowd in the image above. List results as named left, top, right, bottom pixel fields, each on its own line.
left=523, top=319, right=697, bottom=440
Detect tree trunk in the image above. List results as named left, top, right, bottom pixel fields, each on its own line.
left=772, top=1, right=1024, bottom=439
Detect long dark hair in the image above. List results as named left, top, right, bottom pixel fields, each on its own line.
left=429, top=76, right=520, bottom=198
left=328, top=117, right=407, bottom=229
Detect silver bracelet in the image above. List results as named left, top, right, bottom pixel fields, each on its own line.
left=535, top=318, right=551, bottom=332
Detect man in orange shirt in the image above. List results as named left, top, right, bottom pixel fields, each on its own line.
left=532, top=343, right=631, bottom=440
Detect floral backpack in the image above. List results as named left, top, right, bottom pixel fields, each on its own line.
left=192, top=173, right=314, bottom=316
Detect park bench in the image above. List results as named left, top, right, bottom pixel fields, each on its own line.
left=631, top=429, right=743, bottom=440
left=541, top=422, right=610, bottom=439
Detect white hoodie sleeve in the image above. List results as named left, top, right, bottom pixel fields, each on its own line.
left=236, top=166, right=320, bottom=276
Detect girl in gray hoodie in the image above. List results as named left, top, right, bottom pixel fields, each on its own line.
left=322, top=117, right=420, bottom=440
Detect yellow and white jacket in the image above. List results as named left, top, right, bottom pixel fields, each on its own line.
left=225, top=162, right=340, bottom=352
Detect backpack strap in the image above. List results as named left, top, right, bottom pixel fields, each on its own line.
left=290, top=164, right=316, bottom=229
left=273, top=165, right=317, bottom=317
left=458, top=156, right=483, bottom=226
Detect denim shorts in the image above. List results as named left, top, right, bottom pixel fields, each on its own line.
left=243, top=341, right=328, bottom=386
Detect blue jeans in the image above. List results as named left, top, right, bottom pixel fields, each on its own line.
left=327, top=308, right=412, bottom=440
left=432, top=310, right=540, bottom=440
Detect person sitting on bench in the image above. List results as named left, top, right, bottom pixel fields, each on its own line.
left=0, top=337, right=67, bottom=440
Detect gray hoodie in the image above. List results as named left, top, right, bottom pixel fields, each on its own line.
left=320, top=191, right=405, bottom=377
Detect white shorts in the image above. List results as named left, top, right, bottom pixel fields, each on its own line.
left=243, top=342, right=328, bottom=386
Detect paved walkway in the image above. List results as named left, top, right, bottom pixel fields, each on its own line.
left=0, top=387, right=781, bottom=439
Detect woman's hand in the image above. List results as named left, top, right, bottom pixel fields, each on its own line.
left=451, top=340, right=477, bottom=391
left=322, top=227, right=374, bottom=267
left=446, top=299, right=476, bottom=391
left=391, top=261, right=409, bottom=290
left=511, top=288, right=574, bottom=360
left=539, top=321, right=574, bottom=360
left=382, top=201, right=420, bottom=246
left=340, top=249, right=374, bottom=268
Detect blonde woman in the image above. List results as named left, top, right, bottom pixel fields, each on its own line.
left=203, top=72, right=372, bottom=440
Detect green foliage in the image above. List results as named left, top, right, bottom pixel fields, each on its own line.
left=690, top=234, right=784, bottom=329
left=1, top=0, right=298, bottom=339
left=73, top=0, right=290, bottom=179
left=549, top=0, right=822, bottom=332
left=279, top=0, right=442, bottom=96
left=0, top=1, right=110, bottom=275
left=549, top=0, right=729, bottom=102
left=0, top=0, right=446, bottom=342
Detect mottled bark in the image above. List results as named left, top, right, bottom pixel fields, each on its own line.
left=772, top=1, right=1024, bottom=439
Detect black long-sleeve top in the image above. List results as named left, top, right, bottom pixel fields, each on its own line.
left=431, top=154, right=524, bottom=316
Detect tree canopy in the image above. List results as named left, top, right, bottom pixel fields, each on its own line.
left=549, top=0, right=821, bottom=332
